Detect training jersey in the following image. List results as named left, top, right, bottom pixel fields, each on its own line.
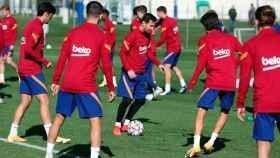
left=18, top=18, right=49, bottom=76
left=120, top=29, right=160, bottom=73
left=131, top=18, right=141, bottom=31
left=188, top=30, right=243, bottom=91
left=52, top=22, right=114, bottom=93
left=237, top=28, right=280, bottom=113
left=103, top=17, right=116, bottom=53
left=1, top=15, right=17, bottom=46
left=156, top=16, right=181, bottom=53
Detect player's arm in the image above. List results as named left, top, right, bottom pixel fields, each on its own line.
left=10, top=18, right=17, bottom=46
left=52, top=35, right=71, bottom=95
left=119, top=34, right=134, bottom=72
left=147, top=40, right=165, bottom=71
left=25, top=28, right=50, bottom=67
left=187, top=42, right=208, bottom=91
left=236, top=45, right=252, bottom=122
left=110, top=24, right=117, bottom=44
left=101, top=37, right=116, bottom=102
left=156, top=25, right=168, bottom=47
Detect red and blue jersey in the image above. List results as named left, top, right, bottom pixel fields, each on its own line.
left=52, top=23, right=114, bottom=93
left=156, top=16, right=181, bottom=53
left=120, top=29, right=160, bottom=73
left=1, top=15, right=17, bottom=46
left=237, top=28, right=280, bottom=113
left=18, top=18, right=49, bottom=76
left=188, top=30, right=243, bottom=91
left=103, top=17, right=116, bottom=53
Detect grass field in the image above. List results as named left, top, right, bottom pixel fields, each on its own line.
left=0, top=16, right=279, bottom=158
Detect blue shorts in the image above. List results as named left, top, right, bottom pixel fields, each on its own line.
left=56, top=91, right=103, bottom=119
left=19, top=73, right=48, bottom=96
left=197, top=89, right=235, bottom=110
left=253, top=113, right=280, bottom=142
left=163, top=52, right=180, bottom=66
left=117, top=69, right=146, bottom=99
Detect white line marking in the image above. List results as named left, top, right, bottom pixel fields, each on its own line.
left=0, top=137, right=86, bottom=158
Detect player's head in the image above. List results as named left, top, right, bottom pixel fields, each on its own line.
left=141, top=13, right=157, bottom=34
left=200, top=10, right=220, bottom=31
left=156, top=6, right=167, bottom=19
left=37, top=2, right=56, bottom=24
left=255, top=5, right=276, bottom=28
left=0, top=4, right=11, bottom=17
left=134, top=5, right=147, bottom=19
left=102, top=8, right=110, bottom=19
left=86, top=1, right=103, bottom=22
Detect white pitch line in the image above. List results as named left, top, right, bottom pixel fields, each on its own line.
left=0, top=137, right=87, bottom=158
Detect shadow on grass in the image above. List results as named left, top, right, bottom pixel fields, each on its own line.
left=23, top=124, right=47, bottom=141
left=135, top=118, right=160, bottom=125
left=5, top=76, right=19, bottom=82
left=182, top=133, right=231, bottom=154
left=58, top=144, right=115, bottom=158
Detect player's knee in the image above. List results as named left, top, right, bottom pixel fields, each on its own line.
left=135, top=99, right=146, bottom=107
left=121, top=97, right=133, bottom=107
left=221, top=108, right=230, bottom=114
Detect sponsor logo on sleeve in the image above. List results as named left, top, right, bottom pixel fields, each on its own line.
left=213, top=49, right=231, bottom=60
left=72, top=44, right=92, bottom=57
left=262, top=56, right=280, bottom=71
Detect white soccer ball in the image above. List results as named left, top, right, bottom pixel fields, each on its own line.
left=128, top=120, right=144, bottom=136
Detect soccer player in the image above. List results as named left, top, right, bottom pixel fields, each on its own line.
left=237, top=5, right=280, bottom=158
left=99, top=8, right=117, bottom=88
left=185, top=10, right=243, bottom=157
left=131, top=5, right=147, bottom=31
left=45, top=2, right=116, bottom=158
left=112, top=13, right=165, bottom=136
left=131, top=5, right=163, bottom=100
left=0, top=5, right=18, bottom=83
left=156, top=6, right=186, bottom=95
left=7, top=2, right=58, bottom=142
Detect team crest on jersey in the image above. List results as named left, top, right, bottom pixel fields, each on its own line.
left=139, top=45, right=148, bottom=54
left=72, top=44, right=92, bottom=56
left=213, top=49, right=231, bottom=60
left=173, top=26, right=179, bottom=33
left=262, top=56, right=280, bottom=71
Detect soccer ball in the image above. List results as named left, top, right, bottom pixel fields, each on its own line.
left=128, top=120, right=144, bottom=136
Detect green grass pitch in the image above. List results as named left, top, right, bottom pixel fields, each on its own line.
left=0, top=16, right=279, bottom=158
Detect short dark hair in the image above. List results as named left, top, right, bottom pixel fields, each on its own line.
left=102, top=8, right=110, bottom=16
left=200, top=10, right=219, bottom=31
left=86, top=1, right=103, bottom=18
left=37, top=2, right=56, bottom=16
left=0, top=4, right=10, bottom=11
left=255, top=5, right=276, bottom=27
left=157, top=6, right=167, bottom=14
left=141, top=13, right=157, bottom=23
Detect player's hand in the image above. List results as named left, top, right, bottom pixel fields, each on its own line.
left=158, top=64, right=165, bottom=73
left=46, top=61, right=52, bottom=69
left=237, top=108, right=246, bottom=122
left=127, top=70, right=137, bottom=79
left=51, top=84, right=60, bottom=96
left=108, top=91, right=116, bottom=102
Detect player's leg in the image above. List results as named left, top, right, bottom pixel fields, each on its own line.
left=0, top=57, right=5, bottom=83
left=124, top=98, right=146, bottom=124
left=161, top=63, right=172, bottom=95
left=6, top=55, right=18, bottom=71
left=186, top=89, right=219, bottom=157
left=257, top=141, right=271, bottom=158
left=36, top=93, right=52, bottom=135
left=113, top=69, right=134, bottom=136
left=145, top=63, right=162, bottom=100
left=45, top=113, right=65, bottom=158
left=204, top=91, right=235, bottom=152
left=7, top=94, right=32, bottom=142
left=172, top=65, right=187, bottom=93
left=89, top=117, right=102, bottom=158
left=113, top=97, right=133, bottom=136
